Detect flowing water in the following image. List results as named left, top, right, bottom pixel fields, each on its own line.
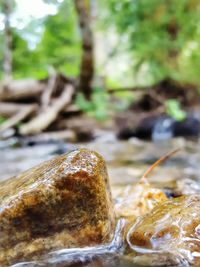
left=1, top=137, right=200, bottom=266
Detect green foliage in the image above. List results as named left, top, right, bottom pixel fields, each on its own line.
left=76, top=88, right=110, bottom=120
left=0, top=116, right=6, bottom=125
left=76, top=87, right=133, bottom=120
left=12, top=31, right=47, bottom=79
left=0, top=29, right=48, bottom=79
left=101, top=0, right=200, bottom=85
left=165, top=99, right=186, bottom=121
left=1, top=0, right=200, bottom=97
left=0, top=0, right=16, bottom=12
left=35, top=0, right=81, bottom=77
left=178, top=32, right=200, bottom=84
left=0, top=34, right=4, bottom=78
left=0, top=0, right=81, bottom=79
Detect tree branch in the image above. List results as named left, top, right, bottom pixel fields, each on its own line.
left=20, top=84, right=74, bottom=135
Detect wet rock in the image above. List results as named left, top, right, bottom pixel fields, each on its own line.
left=152, top=116, right=175, bottom=141
left=117, top=114, right=174, bottom=140
left=127, top=195, right=200, bottom=266
left=118, top=115, right=159, bottom=140
left=0, top=148, right=115, bottom=266
left=173, top=113, right=200, bottom=137
left=133, top=253, right=190, bottom=267
left=0, top=144, right=74, bottom=181
left=118, top=112, right=200, bottom=140
left=175, top=178, right=200, bottom=196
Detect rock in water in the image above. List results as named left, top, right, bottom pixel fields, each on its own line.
left=127, top=195, right=200, bottom=266
left=0, top=149, right=115, bottom=266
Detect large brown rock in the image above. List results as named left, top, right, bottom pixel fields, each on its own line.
left=0, top=149, right=115, bottom=266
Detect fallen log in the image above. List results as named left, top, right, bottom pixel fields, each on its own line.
left=62, top=104, right=81, bottom=114
left=0, top=104, right=37, bottom=132
left=0, top=102, right=37, bottom=117
left=20, top=84, right=74, bottom=135
left=24, top=130, right=76, bottom=143
left=0, top=79, right=46, bottom=100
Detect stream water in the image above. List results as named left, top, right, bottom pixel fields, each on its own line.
left=1, top=137, right=200, bottom=266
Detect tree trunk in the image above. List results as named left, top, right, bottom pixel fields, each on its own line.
left=74, top=0, right=94, bottom=100
left=2, top=0, right=13, bottom=82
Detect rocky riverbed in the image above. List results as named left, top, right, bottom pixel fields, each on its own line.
left=1, top=137, right=200, bottom=266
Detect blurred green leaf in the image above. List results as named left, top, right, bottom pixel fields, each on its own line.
left=165, top=99, right=186, bottom=121
left=0, top=116, right=6, bottom=125
left=75, top=87, right=110, bottom=121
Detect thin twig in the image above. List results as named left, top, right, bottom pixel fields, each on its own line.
left=140, top=148, right=181, bottom=182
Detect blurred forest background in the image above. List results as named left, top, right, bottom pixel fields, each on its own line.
left=0, top=0, right=200, bottom=141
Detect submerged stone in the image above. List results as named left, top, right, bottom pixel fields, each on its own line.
left=0, top=148, right=115, bottom=266
left=127, top=195, right=200, bottom=266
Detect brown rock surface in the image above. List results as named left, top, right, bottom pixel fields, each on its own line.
left=0, top=148, right=115, bottom=266
left=127, top=195, right=200, bottom=266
